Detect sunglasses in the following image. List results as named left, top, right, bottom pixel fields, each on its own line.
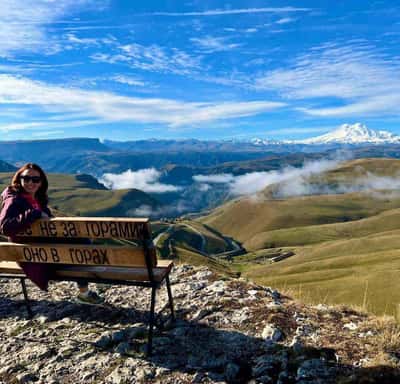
left=21, top=175, right=41, bottom=184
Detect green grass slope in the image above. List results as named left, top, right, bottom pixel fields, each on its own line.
left=200, top=158, right=400, bottom=317
left=200, top=158, right=400, bottom=251
left=202, top=192, right=400, bottom=251
left=246, top=207, right=400, bottom=249
left=241, top=230, right=400, bottom=316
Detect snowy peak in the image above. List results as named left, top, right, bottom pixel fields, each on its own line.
left=251, top=137, right=283, bottom=145
left=298, top=123, right=400, bottom=144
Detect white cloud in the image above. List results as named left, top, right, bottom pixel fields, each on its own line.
left=193, top=159, right=400, bottom=200
left=91, top=43, right=201, bottom=75
left=193, top=174, right=235, bottom=183
left=0, top=0, right=105, bottom=57
left=275, top=17, right=296, bottom=24
left=0, top=119, right=98, bottom=132
left=148, top=8, right=311, bottom=17
left=132, top=202, right=189, bottom=217
left=298, top=94, right=400, bottom=117
left=275, top=171, right=400, bottom=199
left=31, top=130, right=65, bottom=137
left=110, top=75, right=146, bottom=87
left=65, top=33, right=102, bottom=47
left=0, top=74, right=285, bottom=128
left=193, top=159, right=343, bottom=196
left=190, top=36, right=241, bottom=52
left=100, top=168, right=181, bottom=193
left=254, top=43, right=400, bottom=117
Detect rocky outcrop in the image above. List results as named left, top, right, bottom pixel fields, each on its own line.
left=0, top=265, right=399, bottom=383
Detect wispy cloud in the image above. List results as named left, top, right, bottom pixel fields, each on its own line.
left=148, top=7, right=311, bottom=17
left=91, top=43, right=201, bottom=75
left=0, top=0, right=106, bottom=57
left=190, top=36, right=241, bottom=53
left=275, top=171, right=400, bottom=199
left=275, top=17, right=296, bottom=24
left=31, top=130, right=65, bottom=137
left=0, top=119, right=99, bottom=132
left=254, top=42, right=400, bottom=117
left=193, top=159, right=343, bottom=196
left=100, top=168, right=181, bottom=193
left=193, top=174, right=235, bottom=184
left=0, top=74, right=285, bottom=128
left=110, top=75, right=146, bottom=87
left=64, top=33, right=102, bottom=47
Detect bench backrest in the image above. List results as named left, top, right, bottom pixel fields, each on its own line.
left=0, top=217, right=158, bottom=280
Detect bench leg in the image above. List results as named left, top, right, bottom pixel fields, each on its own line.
left=147, top=286, right=157, bottom=357
left=20, top=278, right=33, bottom=319
left=165, top=275, right=175, bottom=321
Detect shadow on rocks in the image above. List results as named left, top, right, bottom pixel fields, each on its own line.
left=0, top=295, right=154, bottom=325
left=2, top=297, right=400, bottom=383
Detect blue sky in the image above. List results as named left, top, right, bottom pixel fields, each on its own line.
left=0, top=0, right=399, bottom=141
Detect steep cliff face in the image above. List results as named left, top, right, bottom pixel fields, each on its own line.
left=0, top=265, right=399, bottom=383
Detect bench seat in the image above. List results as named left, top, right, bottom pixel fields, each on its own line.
left=0, top=260, right=174, bottom=283
left=0, top=261, right=24, bottom=275
left=0, top=217, right=175, bottom=356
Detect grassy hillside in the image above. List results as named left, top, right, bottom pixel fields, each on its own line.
left=202, top=192, right=400, bottom=251
left=246, top=208, right=400, bottom=249
left=201, top=158, right=400, bottom=251
left=154, top=220, right=234, bottom=256
left=239, top=230, right=400, bottom=317
left=199, top=158, right=400, bottom=317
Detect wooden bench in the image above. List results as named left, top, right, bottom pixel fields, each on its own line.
left=0, top=217, right=175, bottom=356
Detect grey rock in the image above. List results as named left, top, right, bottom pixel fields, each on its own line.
left=262, top=324, right=283, bottom=345
left=135, top=366, right=155, bottom=381
left=95, top=333, right=113, bottom=349
left=289, top=335, right=303, bottom=354
left=35, top=315, right=49, bottom=324
left=16, top=372, right=38, bottom=383
left=190, top=281, right=206, bottom=291
left=256, top=375, right=273, bottom=384
left=126, top=325, right=147, bottom=340
left=111, top=330, right=126, bottom=343
left=296, top=359, right=332, bottom=381
left=115, top=342, right=131, bottom=355
left=225, top=362, right=240, bottom=382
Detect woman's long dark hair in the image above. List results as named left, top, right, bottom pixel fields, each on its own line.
left=11, top=163, right=49, bottom=207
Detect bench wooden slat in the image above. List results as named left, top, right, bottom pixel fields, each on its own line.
left=0, top=261, right=23, bottom=274
left=18, top=217, right=150, bottom=240
left=54, top=260, right=174, bottom=283
left=0, top=243, right=156, bottom=267
left=0, top=260, right=173, bottom=283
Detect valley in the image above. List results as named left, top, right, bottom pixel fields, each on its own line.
left=2, top=135, right=400, bottom=318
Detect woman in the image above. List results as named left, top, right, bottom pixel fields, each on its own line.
left=0, top=163, right=103, bottom=304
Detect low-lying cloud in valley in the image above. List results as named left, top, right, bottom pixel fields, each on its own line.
left=99, top=159, right=400, bottom=218
left=193, top=160, right=400, bottom=199
left=193, top=159, right=342, bottom=196
left=100, top=168, right=181, bottom=193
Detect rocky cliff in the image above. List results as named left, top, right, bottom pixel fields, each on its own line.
left=0, top=265, right=399, bottom=383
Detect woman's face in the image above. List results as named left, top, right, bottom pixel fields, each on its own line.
left=20, top=168, right=42, bottom=196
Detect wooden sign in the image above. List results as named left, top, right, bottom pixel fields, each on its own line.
left=0, top=243, right=156, bottom=267
left=19, top=217, right=150, bottom=240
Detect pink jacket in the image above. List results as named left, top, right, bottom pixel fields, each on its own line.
left=0, top=187, right=53, bottom=290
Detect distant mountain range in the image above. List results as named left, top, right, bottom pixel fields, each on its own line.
left=296, top=123, right=400, bottom=144
left=106, top=124, right=400, bottom=149
left=251, top=123, right=400, bottom=145
left=0, top=123, right=398, bottom=180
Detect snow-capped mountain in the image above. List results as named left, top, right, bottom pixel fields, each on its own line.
left=250, top=138, right=283, bottom=146
left=296, top=123, right=400, bottom=144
